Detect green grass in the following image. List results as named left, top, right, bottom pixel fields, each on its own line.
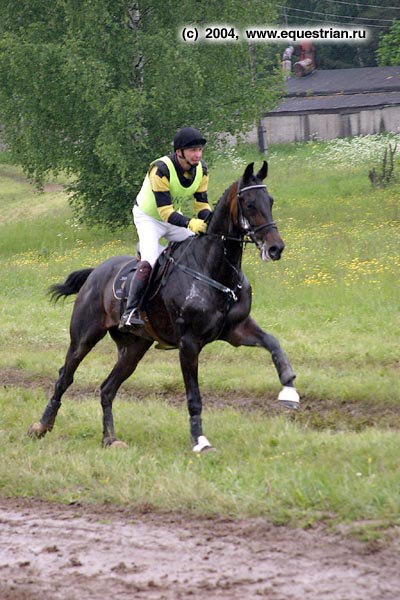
left=1, top=390, right=399, bottom=533
left=1, top=143, right=398, bottom=405
left=0, top=140, right=399, bottom=534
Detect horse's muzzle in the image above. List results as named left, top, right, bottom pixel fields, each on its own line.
left=260, top=241, right=284, bottom=261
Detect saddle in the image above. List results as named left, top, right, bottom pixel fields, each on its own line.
left=112, top=246, right=173, bottom=303
left=112, top=247, right=176, bottom=349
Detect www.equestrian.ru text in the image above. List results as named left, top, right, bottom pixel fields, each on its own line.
left=179, top=25, right=370, bottom=44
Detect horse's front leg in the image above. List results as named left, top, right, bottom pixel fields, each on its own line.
left=179, top=335, right=213, bottom=453
left=223, top=316, right=300, bottom=409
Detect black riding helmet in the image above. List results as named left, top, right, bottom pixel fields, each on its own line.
left=173, top=127, right=207, bottom=151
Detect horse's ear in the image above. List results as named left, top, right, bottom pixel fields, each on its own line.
left=243, top=162, right=254, bottom=184
left=256, top=161, right=268, bottom=181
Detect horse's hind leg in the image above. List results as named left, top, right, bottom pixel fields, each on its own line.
left=100, top=331, right=152, bottom=447
left=28, top=325, right=106, bottom=438
left=223, top=316, right=300, bottom=409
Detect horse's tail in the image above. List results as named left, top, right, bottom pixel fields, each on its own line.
left=48, top=268, right=94, bottom=303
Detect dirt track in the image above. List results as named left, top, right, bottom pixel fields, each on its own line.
left=1, top=499, right=399, bottom=600
left=3, top=366, right=400, bottom=430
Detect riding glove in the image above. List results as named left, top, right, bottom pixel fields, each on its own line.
left=188, top=218, right=207, bottom=234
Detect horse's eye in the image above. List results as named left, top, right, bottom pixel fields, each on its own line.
left=247, top=202, right=256, bottom=210
left=270, top=196, right=274, bottom=206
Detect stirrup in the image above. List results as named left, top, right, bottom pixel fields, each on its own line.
left=119, top=309, right=145, bottom=330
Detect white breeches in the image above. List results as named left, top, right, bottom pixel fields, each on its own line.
left=133, top=205, right=194, bottom=267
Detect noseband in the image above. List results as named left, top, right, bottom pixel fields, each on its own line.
left=237, top=183, right=277, bottom=236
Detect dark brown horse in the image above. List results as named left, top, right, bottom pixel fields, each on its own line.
left=29, top=162, right=299, bottom=452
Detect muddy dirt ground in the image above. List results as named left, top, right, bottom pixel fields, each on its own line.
left=3, top=366, right=400, bottom=431
left=1, top=498, right=399, bottom=600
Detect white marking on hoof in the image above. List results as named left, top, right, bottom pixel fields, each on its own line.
left=192, top=435, right=214, bottom=453
left=278, top=386, right=300, bottom=410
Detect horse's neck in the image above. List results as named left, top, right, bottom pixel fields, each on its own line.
left=207, top=182, right=240, bottom=239
left=203, top=183, right=243, bottom=276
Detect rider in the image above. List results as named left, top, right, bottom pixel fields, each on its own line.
left=119, top=126, right=212, bottom=330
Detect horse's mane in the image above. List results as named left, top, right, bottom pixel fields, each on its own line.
left=207, top=180, right=239, bottom=227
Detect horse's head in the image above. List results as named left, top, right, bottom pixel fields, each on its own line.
left=236, top=161, right=284, bottom=261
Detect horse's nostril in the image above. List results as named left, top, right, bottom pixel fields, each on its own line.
left=269, top=246, right=282, bottom=260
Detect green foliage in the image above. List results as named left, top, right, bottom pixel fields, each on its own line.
left=0, top=0, right=282, bottom=228
left=377, top=20, right=400, bottom=66
left=368, top=142, right=399, bottom=188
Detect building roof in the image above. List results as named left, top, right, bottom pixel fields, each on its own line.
left=266, top=66, right=400, bottom=115
left=271, top=91, right=400, bottom=115
left=286, top=66, right=400, bottom=97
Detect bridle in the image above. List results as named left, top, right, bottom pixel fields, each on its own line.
left=205, top=181, right=278, bottom=246
left=236, top=182, right=277, bottom=239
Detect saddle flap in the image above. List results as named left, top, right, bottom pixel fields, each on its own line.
left=112, top=258, right=138, bottom=300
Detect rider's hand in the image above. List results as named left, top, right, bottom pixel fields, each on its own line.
left=188, top=218, right=207, bottom=234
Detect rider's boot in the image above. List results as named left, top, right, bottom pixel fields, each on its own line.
left=119, top=261, right=152, bottom=331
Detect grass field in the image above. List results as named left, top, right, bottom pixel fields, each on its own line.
left=0, top=137, right=399, bottom=538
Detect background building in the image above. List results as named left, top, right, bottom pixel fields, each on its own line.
left=259, top=66, right=400, bottom=148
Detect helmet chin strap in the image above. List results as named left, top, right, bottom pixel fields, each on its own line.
left=177, top=148, right=199, bottom=169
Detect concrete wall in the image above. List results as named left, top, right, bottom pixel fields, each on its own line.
left=260, top=105, right=400, bottom=146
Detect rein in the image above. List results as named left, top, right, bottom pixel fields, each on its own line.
left=167, top=256, right=240, bottom=302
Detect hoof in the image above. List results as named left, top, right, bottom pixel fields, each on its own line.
left=28, top=422, right=47, bottom=439
left=106, top=440, right=128, bottom=449
left=278, top=386, right=300, bottom=410
left=192, top=435, right=215, bottom=454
